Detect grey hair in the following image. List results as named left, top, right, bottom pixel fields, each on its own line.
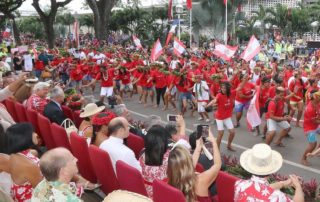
left=50, top=86, right=64, bottom=99
left=33, top=82, right=50, bottom=93
left=144, top=115, right=163, bottom=131
left=113, top=104, right=127, bottom=116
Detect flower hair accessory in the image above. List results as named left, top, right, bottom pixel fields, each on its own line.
left=92, top=111, right=117, bottom=126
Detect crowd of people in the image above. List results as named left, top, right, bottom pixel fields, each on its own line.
left=0, top=33, right=318, bottom=201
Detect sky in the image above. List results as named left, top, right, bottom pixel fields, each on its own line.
left=18, top=0, right=167, bottom=15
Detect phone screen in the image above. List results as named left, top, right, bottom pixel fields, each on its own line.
left=168, top=115, right=177, bottom=122
left=197, top=125, right=209, bottom=139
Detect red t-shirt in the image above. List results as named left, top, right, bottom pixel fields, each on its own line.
left=140, top=72, right=153, bottom=88
left=305, top=86, right=320, bottom=104
left=175, top=77, right=190, bottom=93
left=35, top=60, right=45, bottom=70
left=209, top=82, right=220, bottom=97
left=70, top=65, right=83, bottom=81
left=259, top=87, right=270, bottom=107
left=289, top=79, right=304, bottom=102
left=235, top=82, right=255, bottom=103
left=265, top=99, right=285, bottom=119
left=151, top=70, right=167, bottom=88
left=95, top=68, right=114, bottom=87
left=304, top=102, right=320, bottom=133
left=119, top=71, right=131, bottom=85
left=215, top=91, right=235, bottom=120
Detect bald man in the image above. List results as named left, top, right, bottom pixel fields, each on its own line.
left=100, top=117, right=142, bottom=173
left=31, top=148, right=83, bottom=202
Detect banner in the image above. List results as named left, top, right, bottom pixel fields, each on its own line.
left=212, top=41, right=238, bottom=61
left=240, top=35, right=261, bottom=62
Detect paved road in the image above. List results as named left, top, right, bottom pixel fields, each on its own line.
left=86, top=89, right=320, bottom=182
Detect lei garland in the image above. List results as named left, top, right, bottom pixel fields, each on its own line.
left=92, top=111, right=116, bottom=126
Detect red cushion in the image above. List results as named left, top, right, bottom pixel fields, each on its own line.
left=37, top=114, right=55, bottom=149
left=73, top=110, right=83, bottom=128
left=127, top=133, right=144, bottom=159
left=116, top=160, right=148, bottom=197
left=61, top=105, right=75, bottom=121
left=51, top=123, right=72, bottom=151
left=15, top=102, right=28, bottom=122
left=88, top=145, right=119, bottom=194
left=216, top=171, right=239, bottom=202
left=153, top=180, right=185, bottom=202
left=4, top=99, right=18, bottom=122
left=69, top=133, right=97, bottom=183
left=26, top=108, right=41, bottom=135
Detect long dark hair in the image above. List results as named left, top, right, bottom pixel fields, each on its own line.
left=144, top=125, right=168, bottom=166
left=221, top=81, right=231, bottom=97
left=91, top=124, right=103, bottom=145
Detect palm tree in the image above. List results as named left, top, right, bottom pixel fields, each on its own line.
left=251, top=5, right=271, bottom=35
left=265, top=4, right=290, bottom=34
left=56, top=12, right=74, bottom=36
left=290, top=7, right=311, bottom=34
left=78, top=14, right=94, bottom=33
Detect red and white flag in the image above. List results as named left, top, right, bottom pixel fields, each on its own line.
left=2, top=28, right=10, bottom=38
left=246, top=87, right=261, bottom=131
left=132, top=35, right=142, bottom=49
left=165, top=20, right=178, bottom=46
left=240, top=35, right=261, bottom=62
left=173, top=37, right=186, bottom=57
left=223, top=0, right=228, bottom=5
left=150, top=39, right=163, bottom=62
left=168, top=0, right=173, bottom=20
left=213, top=41, right=238, bottom=61
left=186, top=0, right=192, bottom=10
left=73, top=20, right=79, bottom=48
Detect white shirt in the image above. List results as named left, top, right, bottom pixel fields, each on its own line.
left=79, top=51, right=86, bottom=60
left=23, top=54, right=33, bottom=71
left=193, top=80, right=209, bottom=101
left=100, top=136, right=142, bottom=174
left=93, top=53, right=106, bottom=65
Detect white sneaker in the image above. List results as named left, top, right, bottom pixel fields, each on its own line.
left=198, top=117, right=204, bottom=121
left=205, top=119, right=210, bottom=123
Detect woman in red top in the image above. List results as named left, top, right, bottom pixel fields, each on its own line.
left=163, top=71, right=177, bottom=111
left=138, top=68, right=154, bottom=107
left=118, top=66, right=133, bottom=99
left=305, top=79, right=319, bottom=104
left=148, top=64, right=168, bottom=108
left=256, top=77, right=271, bottom=136
left=206, top=81, right=236, bottom=151
left=288, top=71, right=305, bottom=127
left=69, top=60, right=84, bottom=94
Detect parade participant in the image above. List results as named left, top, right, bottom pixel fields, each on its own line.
left=148, top=63, right=168, bottom=108
left=193, top=74, right=210, bottom=122
left=84, top=65, right=115, bottom=102
left=138, top=67, right=154, bottom=107
left=69, top=59, right=83, bottom=93
left=265, top=87, right=291, bottom=146
left=256, top=77, right=271, bottom=136
left=206, top=81, right=236, bottom=151
left=305, top=79, right=319, bottom=104
left=163, top=66, right=177, bottom=111
left=234, top=74, right=256, bottom=128
left=118, top=66, right=133, bottom=99
left=301, top=90, right=320, bottom=166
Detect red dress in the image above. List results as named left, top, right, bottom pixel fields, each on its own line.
left=11, top=150, right=40, bottom=202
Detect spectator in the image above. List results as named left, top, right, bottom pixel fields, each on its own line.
left=0, top=72, right=28, bottom=102
left=43, top=86, right=66, bottom=125
left=2, top=123, right=43, bottom=202
left=31, top=148, right=83, bottom=202
left=100, top=117, right=142, bottom=173
left=26, top=82, right=50, bottom=114
left=167, top=129, right=222, bottom=202
left=13, top=51, right=23, bottom=74
left=90, top=111, right=116, bottom=146
left=234, top=144, right=304, bottom=202
left=78, top=103, right=105, bottom=138
left=139, top=125, right=169, bottom=197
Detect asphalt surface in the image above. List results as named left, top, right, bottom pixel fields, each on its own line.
left=85, top=88, right=320, bottom=182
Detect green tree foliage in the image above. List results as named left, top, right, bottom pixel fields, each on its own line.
left=18, top=16, right=44, bottom=39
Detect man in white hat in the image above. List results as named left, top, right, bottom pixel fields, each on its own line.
left=234, top=143, right=304, bottom=201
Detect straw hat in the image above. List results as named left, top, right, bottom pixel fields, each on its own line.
left=80, top=103, right=105, bottom=118
left=240, top=144, right=283, bottom=176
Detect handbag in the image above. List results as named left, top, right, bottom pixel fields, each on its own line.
left=61, top=118, right=78, bottom=138
left=41, top=70, right=52, bottom=79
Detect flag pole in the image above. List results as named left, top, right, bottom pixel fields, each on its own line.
left=225, top=1, right=228, bottom=45
left=189, top=8, right=192, bottom=48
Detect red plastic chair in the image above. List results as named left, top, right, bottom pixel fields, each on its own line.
left=216, top=171, right=239, bottom=202
left=69, top=132, right=97, bottom=183
left=37, top=114, right=56, bottom=149
left=51, top=123, right=72, bottom=151
left=127, top=133, right=144, bottom=159
left=4, top=99, right=18, bottom=122
left=62, top=105, right=75, bottom=121
left=116, top=160, right=148, bottom=197
left=88, top=145, right=120, bottom=195
left=153, top=180, right=185, bottom=202
left=73, top=110, right=83, bottom=128
left=15, top=102, right=28, bottom=122
left=26, top=108, right=41, bottom=135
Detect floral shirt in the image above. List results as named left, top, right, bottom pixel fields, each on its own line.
left=139, top=150, right=170, bottom=198
left=26, top=94, right=48, bottom=114
left=31, top=180, right=83, bottom=202
left=234, top=176, right=293, bottom=202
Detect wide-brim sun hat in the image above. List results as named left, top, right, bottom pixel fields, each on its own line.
left=80, top=103, right=105, bottom=118
left=240, top=143, right=283, bottom=176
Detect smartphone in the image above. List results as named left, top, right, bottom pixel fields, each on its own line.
left=167, top=114, right=177, bottom=122
left=197, top=124, right=209, bottom=139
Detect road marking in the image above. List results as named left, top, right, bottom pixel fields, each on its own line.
left=128, top=109, right=320, bottom=175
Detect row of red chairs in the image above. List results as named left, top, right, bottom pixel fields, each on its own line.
left=3, top=99, right=239, bottom=201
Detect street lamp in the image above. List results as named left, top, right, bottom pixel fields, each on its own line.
left=311, top=21, right=319, bottom=33
left=175, top=4, right=183, bottom=40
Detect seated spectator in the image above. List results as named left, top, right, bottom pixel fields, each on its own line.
left=0, top=125, right=12, bottom=196
left=0, top=101, right=15, bottom=131
left=90, top=111, right=116, bottom=146
left=165, top=115, right=187, bottom=148
left=79, top=103, right=105, bottom=138
left=100, top=117, right=142, bottom=173
left=0, top=72, right=28, bottom=102
left=2, top=123, right=43, bottom=202
left=43, top=86, right=66, bottom=125
left=167, top=129, right=222, bottom=202
left=31, top=148, right=83, bottom=202
left=139, top=125, right=169, bottom=197
left=26, top=82, right=50, bottom=114
left=234, top=144, right=304, bottom=202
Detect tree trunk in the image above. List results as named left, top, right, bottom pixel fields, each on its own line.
left=43, top=18, right=55, bottom=49
left=92, top=12, right=101, bottom=39
left=11, top=18, right=21, bottom=46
